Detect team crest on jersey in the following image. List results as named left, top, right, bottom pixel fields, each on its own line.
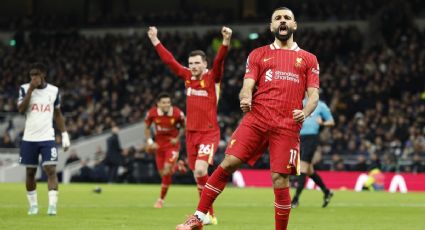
left=170, top=118, right=175, bottom=125
left=200, top=79, right=205, bottom=88
left=295, top=57, right=302, bottom=68
left=155, top=118, right=161, bottom=123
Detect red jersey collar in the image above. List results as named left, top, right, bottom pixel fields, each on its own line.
left=270, top=42, right=300, bottom=51
left=157, top=107, right=173, bottom=116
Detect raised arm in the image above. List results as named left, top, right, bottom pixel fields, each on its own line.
left=147, top=26, right=190, bottom=78
left=211, top=26, right=232, bottom=82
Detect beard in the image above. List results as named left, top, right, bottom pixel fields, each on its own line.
left=273, top=26, right=294, bottom=42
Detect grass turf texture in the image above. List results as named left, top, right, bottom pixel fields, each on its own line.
left=0, top=183, right=424, bottom=230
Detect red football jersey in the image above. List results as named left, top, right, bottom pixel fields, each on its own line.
left=243, top=42, right=320, bottom=137
left=155, top=43, right=228, bottom=131
left=144, top=106, right=185, bottom=150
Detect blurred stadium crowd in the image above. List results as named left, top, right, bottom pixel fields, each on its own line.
left=0, top=0, right=424, bottom=177
left=0, top=0, right=424, bottom=29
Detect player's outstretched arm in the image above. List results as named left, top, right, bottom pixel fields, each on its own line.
left=54, top=108, right=70, bottom=152
left=211, top=26, right=232, bottom=82
left=239, top=78, right=256, bottom=113
left=147, top=26, right=189, bottom=78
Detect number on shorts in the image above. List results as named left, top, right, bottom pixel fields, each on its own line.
left=51, top=147, right=58, bottom=160
left=198, top=144, right=211, bottom=155
left=289, top=149, right=298, bottom=165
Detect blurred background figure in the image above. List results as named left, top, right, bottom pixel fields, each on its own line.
left=103, top=125, right=123, bottom=183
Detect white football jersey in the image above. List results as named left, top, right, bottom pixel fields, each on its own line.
left=18, top=83, right=60, bottom=141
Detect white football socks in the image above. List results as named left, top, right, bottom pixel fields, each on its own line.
left=48, top=190, right=58, bottom=207
left=27, top=190, right=38, bottom=206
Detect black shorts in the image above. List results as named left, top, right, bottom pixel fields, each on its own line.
left=300, top=135, right=319, bottom=163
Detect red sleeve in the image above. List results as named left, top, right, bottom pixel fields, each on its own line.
left=155, top=43, right=191, bottom=80
left=306, top=54, right=320, bottom=89
left=211, top=45, right=229, bottom=83
left=144, top=109, right=154, bottom=127
left=243, top=49, right=261, bottom=82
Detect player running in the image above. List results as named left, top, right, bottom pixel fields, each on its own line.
left=145, top=93, right=186, bottom=208
left=176, top=7, right=320, bottom=230
left=148, top=26, right=232, bottom=225
left=18, top=62, right=70, bottom=216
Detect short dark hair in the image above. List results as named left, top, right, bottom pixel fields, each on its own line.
left=272, top=7, right=295, bottom=20
left=30, top=62, right=47, bottom=74
left=157, top=92, right=171, bottom=102
left=189, top=50, right=207, bottom=62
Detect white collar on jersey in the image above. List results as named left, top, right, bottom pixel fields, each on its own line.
left=270, top=41, right=300, bottom=51
left=157, top=107, right=173, bottom=116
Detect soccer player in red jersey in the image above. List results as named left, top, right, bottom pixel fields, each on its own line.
left=176, top=7, right=320, bottom=230
left=145, top=93, right=185, bottom=208
left=148, top=26, right=232, bottom=224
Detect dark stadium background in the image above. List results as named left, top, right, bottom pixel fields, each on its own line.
left=0, top=0, right=424, bottom=184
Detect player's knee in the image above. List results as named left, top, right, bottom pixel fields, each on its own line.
left=220, top=155, right=242, bottom=173
left=271, top=173, right=289, bottom=188
left=43, top=166, right=57, bottom=177
left=193, top=168, right=207, bottom=177
left=26, top=168, right=37, bottom=178
left=162, top=168, right=172, bottom=176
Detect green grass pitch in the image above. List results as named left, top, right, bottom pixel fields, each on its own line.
left=0, top=183, right=424, bottom=229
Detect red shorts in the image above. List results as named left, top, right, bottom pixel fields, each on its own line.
left=186, top=129, right=220, bottom=170
left=225, top=122, right=300, bottom=175
left=155, top=148, right=179, bottom=171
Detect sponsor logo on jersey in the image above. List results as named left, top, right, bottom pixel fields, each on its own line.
left=186, top=87, right=208, bottom=97
left=265, top=69, right=273, bottom=82
left=265, top=69, right=300, bottom=83
left=157, top=125, right=174, bottom=131
left=263, top=57, right=273, bottom=62
left=31, top=104, right=51, bottom=112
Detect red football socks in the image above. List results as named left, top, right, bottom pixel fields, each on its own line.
left=274, top=187, right=292, bottom=230
left=197, top=166, right=230, bottom=214
left=160, top=175, right=172, bottom=199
